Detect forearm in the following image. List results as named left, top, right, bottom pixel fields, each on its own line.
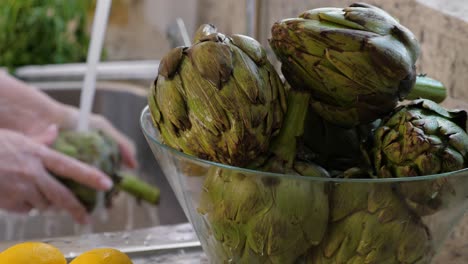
left=0, top=72, right=74, bottom=134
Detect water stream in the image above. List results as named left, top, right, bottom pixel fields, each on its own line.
left=77, top=0, right=112, bottom=131
left=74, top=0, right=112, bottom=235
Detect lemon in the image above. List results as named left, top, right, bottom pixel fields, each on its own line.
left=70, top=248, right=133, bottom=264
left=0, top=241, right=66, bottom=264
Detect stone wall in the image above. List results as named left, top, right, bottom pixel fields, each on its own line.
left=103, top=0, right=468, bottom=100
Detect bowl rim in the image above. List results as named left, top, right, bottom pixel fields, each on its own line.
left=140, top=105, right=468, bottom=183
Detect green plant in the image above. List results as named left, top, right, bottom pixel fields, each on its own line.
left=0, top=0, right=93, bottom=70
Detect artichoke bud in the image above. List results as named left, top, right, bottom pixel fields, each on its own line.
left=149, top=24, right=286, bottom=167
left=158, top=47, right=185, bottom=78
left=270, top=3, right=420, bottom=127
left=52, top=131, right=160, bottom=211
left=308, top=183, right=433, bottom=264
left=371, top=99, right=468, bottom=215
left=52, top=130, right=120, bottom=212
left=198, top=164, right=329, bottom=264
left=193, top=23, right=217, bottom=43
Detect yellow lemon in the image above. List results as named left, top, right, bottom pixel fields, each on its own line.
left=0, top=241, right=66, bottom=264
left=70, top=248, right=133, bottom=264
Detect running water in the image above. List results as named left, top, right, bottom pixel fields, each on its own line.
left=3, top=214, right=16, bottom=241
left=94, top=191, right=110, bottom=223
left=77, top=0, right=112, bottom=131
left=125, top=194, right=136, bottom=231
left=77, top=0, right=112, bottom=230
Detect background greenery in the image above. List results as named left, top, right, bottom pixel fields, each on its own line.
left=0, top=0, right=93, bottom=70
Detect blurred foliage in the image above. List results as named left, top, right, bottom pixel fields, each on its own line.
left=0, top=0, right=94, bottom=70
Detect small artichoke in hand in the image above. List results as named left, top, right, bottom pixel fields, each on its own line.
left=148, top=24, right=286, bottom=167
left=372, top=99, right=468, bottom=215
left=270, top=3, right=420, bottom=127
left=308, top=183, right=433, bottom=264
left=53, top=131, right=160, bottom=212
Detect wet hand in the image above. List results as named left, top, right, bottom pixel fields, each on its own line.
left=0, top=128, right=113, bottom=224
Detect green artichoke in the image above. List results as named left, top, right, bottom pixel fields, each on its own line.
left=197, top=90, right=330, bottom=263
left=53, top=130, right=160, bottom=211
left=148, top=24, right=286, bottom=167
left=199, top=166, right=329, bottom=263
left=372, top=99, right=468, bottom=215
left=308, top=183, right=433, bottom=264
left=270, top=3, right=420, bottom=127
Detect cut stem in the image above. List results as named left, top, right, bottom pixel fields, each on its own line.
left=407, top=75, right=447, bottom=103
left=269, top=90, right=311, bottom=168
left=114, top=172, right=160, bottom=205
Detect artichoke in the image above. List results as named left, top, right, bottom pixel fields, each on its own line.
left=53, top=130, right=160, bottom=211
left=148, top=24, right=286, bottom=167
left=197, top=90, right=330, bottom=263
left=371, top=99, right=468, bottom=215
left=270, top=3, right=420, bottom=127
left=308, top=183, right=433, bottom=263
left=199, top=165, right=329, bottom=263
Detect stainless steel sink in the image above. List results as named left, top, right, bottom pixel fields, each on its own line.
left=0, top=81, right=187, bottom=241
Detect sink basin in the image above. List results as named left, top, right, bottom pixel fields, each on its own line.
left=0, top=81, right=186, bottom=241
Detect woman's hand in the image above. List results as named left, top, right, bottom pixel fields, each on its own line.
left=0, top=128, right=113, bottom=224
left=0, top=72, right=138, bottom=168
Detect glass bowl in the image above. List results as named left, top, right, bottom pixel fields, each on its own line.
left=140, top=106, right=468, bottom=264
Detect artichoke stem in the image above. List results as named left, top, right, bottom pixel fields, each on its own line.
left=114, top=172, right=160, bottom=205
left=270, top=90, right=311, bottom=167
left=406, top=75, right=447, bottom=103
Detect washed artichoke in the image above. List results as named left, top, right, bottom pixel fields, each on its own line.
left=148, top=24, right=286, bottom=167
left=308, top=183, right=433, bottom=263
left=372, top=99, right=468, bottom=215
left=53, top=130, right=160, bottom=212
left=270, top=3, right=420, bottom=127
left=199, top=165, right=329, bottom=263
left=301, top=75, right=447, bottom=172
left=198, top=90, right=330, bottom=263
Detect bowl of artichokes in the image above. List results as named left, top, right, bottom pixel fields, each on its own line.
left=141, top=3, right=468, bottom=263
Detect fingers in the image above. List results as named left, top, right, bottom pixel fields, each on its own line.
left=103, top=127, right=138, bottom=168
left=0, top=182, right=48, bottom=213
left=36, top=170, right=90, bottom=224
left=37, top=145, right=113, bottom=191
left=0, top=200, right=33, bottom=213
left=25, top=187, right=50, bottom=211
left=8, top=203, right=33, bottom=214
left=31, top=124, right=59, bottom=146
left=119, top=141, right=138, bottom=169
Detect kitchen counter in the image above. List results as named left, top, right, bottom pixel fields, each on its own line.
left=0, top=217, right=465, bottom=263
